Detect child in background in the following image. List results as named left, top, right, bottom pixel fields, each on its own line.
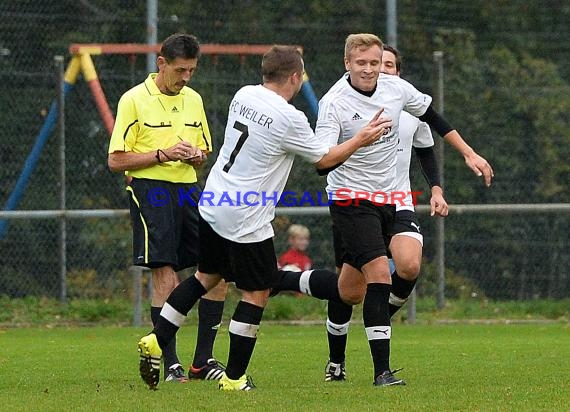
left=278, top=224, right=312, bottom=272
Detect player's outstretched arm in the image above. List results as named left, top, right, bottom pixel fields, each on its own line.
left=443, top=131, right=494, bottom=187
left=418, top=106, right=494, bottom=187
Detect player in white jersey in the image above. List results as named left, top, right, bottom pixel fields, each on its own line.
left=137, top=45, right=393, bottom=391
left=317, top=33, right=431, bottom=387
left=314, top=34, right=492, bottom=386
left=323, top=45, right=450, bottom=383
left=199, top=83, right=326, bottom=243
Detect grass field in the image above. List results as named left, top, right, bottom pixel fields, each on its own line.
left=1, top=322, right=568, bottom=411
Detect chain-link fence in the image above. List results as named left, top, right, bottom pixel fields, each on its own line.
left=1, top=1, right=568, bottom=301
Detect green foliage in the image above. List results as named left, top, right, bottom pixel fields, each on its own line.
left=485, top=47, right=570, bottom=201
left=410, top=29, right=570, bottom=300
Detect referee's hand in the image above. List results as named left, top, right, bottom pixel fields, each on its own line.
left=183, top=149, right=208, bottom=167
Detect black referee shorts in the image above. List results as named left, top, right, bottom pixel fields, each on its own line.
left=128, top=178, right=201, bottom=271
left=197, top=216, right=278, bottom=291
left=330, top=200, right=395, bottom=271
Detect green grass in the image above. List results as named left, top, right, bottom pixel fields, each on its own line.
left=1, top=294, right=568, bottom=327
left=0, top=323, right=568, bottom=411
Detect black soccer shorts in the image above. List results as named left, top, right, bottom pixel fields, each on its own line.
left=330, top=200, right=395, bottom=271
left=128, top=178, right=201, bottom=271
left=197, top=216, right=278, bottom=291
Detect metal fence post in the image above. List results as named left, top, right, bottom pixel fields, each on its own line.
left=386, top=0, right=398, bottom=48
left=55, top=55, right=67, bottom=304
left=433, top=51, right=446, bottom=310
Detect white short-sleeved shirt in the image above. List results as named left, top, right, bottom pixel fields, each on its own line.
left=316, top=73, right=432, bottom=201
left=200, top=85, right=329, bottom=243
left=396, top=111, right=434, bottom=211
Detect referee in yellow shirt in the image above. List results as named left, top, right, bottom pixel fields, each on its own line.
left=108, top=33, right=225, bottom=383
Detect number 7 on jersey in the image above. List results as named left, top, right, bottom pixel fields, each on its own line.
left=223, top=121, right=249, bottom=172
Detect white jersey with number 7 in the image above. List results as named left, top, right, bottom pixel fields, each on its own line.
left=200, top=84, right=329, bottom=243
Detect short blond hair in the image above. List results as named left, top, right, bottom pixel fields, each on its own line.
left=344, top=33, right=384, bottom=59
left=287, top=224, right=310, bottom=238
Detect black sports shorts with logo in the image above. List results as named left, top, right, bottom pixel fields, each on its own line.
left=333, top=209, right=423, bottom=268
left=330, top=200, right=395, bottom=271
left=128, top=178, right=201, bottom=271
left=390, top=210, right=422, bottom=236
left=197, top=216, right=279, bottom=291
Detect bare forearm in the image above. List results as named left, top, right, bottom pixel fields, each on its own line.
left=108, top=141, right=204, bottom=173
left=443, top=130, right=475, bottom=157
left=443, top=130, right=494, bottom=186
left=108, top=151, right=160, bottom=172
left=315, top=109, right=392, bottom=170
left=315, top=138, right=361, bottom=169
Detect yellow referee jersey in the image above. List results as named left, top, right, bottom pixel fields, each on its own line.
left=109, top=73, right=212, bottom=183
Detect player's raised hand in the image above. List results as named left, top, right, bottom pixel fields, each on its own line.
left=368, top=108, right=392, bottom=133
left=369, top=107, right=385, bottom=123
left=464, top=151, right=494, bottom=187
left=358, top=108, right=392, bottom=146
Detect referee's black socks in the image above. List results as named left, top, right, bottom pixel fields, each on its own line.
left=192, top=298, right=224, bottom=368
left=154, top=275, right=207, bottom=349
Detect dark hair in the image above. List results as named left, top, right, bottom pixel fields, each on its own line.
left=262, top=45, right=303, bottom=83
left=383, top=44, right=402, bottom=72
left=160, top=33, right=201, bottom=61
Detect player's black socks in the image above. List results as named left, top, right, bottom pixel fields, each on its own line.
left=192, top=298, right=224, bottom=368
left=151, top=306, right=179, bottom=371
left=307, top=269, right=343, bottom=302
left=363, top=282, right=392, bottom=378
left=327, top=300, right=353, bottom=364
left=389, top=271, right=417, bottom=317
left=274, top=270, right=302, bottom=293
left=225, top=301, right=264, bottom=380
left=153, top=275, right=207, bottom=349
left=273, top=270, right=342, bottom=302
